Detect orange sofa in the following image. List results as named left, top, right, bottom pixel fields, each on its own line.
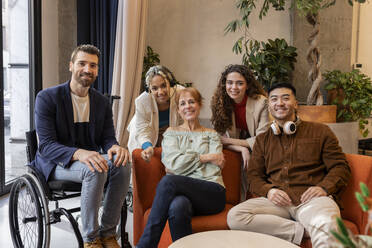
left=133, top=148, right=372, bottom=248
left=301, top=153, right=372, bottom=247
left=132, top=148, right=241, bottom=247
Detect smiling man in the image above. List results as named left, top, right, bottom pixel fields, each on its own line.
left=31, top=44, right=130, bottom=248
left=227, top=83, right=351, bottom=248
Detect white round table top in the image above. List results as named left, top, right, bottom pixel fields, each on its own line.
left=169, top=230, right=300, bottom=248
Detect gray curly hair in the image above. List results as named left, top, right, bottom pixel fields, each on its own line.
left=145, top=65, right=176, bottom=89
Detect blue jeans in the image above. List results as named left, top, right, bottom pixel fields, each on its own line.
left=51, top=155, right=131, bottom=242
left=137, top=175, right=226, bottom=248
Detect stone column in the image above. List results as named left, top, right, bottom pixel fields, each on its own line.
left=292, top=1, right=353, bottom=103
left=58, top=0, right=77, bottom=83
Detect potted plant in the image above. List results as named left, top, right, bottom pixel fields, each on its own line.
left=141, top=46, right=160, bottom=92
left=225, top=0, right=366, bottom=105
left=324, top=69, right=372, bottom=137
left=225, top=3, right=297, bottom=91
left=232, top=38, right=298, bottom=91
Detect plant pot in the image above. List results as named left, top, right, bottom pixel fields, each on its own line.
left=327, top=88, right=344, bottom=105
left=326, top=122, right=359, bottom=154
left=297, top=105, right=337, bottom=123
left=327, top=88, right=350, bottom=122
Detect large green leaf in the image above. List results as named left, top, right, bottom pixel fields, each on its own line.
left=360, top=182, right=370, bottom=197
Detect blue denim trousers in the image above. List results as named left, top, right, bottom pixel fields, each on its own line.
left=137, top=175, right=226, bottom=248
left=51, top=154, right=131, bottom=242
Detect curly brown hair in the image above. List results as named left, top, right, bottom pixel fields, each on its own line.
left=211, top=64, right=266, bottom=134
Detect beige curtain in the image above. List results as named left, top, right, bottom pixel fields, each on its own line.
left=111, top=0, right=148, bottom=146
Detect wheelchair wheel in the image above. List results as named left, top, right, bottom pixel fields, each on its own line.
left=9, top=176, right=44, bottom=248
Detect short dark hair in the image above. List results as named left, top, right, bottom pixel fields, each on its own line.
left=268, top=82, right=296, bottom=96
left=71, top=44, right=100, bottom=62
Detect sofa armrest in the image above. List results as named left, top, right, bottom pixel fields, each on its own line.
left=341, top=154, right=372, bottom=233
left=132, top=148, right=165, bottom=244
left=221, top=149, right=241, bottom=205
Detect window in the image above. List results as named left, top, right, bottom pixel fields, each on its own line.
left=0, top=0, right=41, bottom=195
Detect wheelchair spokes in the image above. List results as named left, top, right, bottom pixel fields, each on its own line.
left=9, top=176, right=43, bottom=248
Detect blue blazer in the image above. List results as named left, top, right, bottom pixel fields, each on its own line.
left=31, top=81, right=118, bottom=181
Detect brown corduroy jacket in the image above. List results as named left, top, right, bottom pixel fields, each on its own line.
left=247, top=121, right=351, bottom=206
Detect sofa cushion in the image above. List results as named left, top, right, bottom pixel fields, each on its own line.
left=341, top=154, right=372, bottom=233
left=144, top=204, right=234, bottom=232
left=143, top=204, right=234, bottom=247
left=343, top=219, right=359, bottom=234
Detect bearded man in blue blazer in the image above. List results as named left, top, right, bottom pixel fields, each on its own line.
left=31, top=44, right=130, bottom=248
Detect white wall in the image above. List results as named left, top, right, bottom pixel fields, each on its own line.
left=352, top=2, right=372, bottom=78
left=42, top=0, right=59, bottom=89
left=147, top=0, right=291, bottom=119
left=351, top=2, right=372, bottom=138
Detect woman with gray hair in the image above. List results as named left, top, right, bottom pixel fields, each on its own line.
left=127, top=65, right=183, bottom=161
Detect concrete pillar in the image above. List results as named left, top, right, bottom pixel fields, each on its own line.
left=292, top=1, right=353, bottom=103
left=58, top=0, right=77, bottom=83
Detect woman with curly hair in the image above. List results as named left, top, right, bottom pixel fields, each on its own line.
left=211, top=64, right=270, bottom=199
left=127, top=65, right=183, bottom=162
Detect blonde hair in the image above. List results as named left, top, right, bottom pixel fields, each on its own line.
left=175, top=87, right=203, bottom=108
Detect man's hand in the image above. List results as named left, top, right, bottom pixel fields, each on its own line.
left=300, top=186, right=327, bottom=203
left=240, top=147, right=250, bottom=171
left=107, top=144, right=130, bottom=167
left=73, top=149, right=108, bottom=172
left=141, top=146, right=154, bottom=163
left=267, top=188, right=292, bottom=206
left=200, top=153, right=225, bottom=169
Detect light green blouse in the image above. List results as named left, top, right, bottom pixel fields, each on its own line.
left=161, top=130, right=225, bottom=187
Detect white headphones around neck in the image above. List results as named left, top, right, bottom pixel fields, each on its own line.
left=271, top=117, right=301, bottom=135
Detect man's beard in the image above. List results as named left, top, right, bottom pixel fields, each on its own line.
left=77, top=73, right=96, bottom=87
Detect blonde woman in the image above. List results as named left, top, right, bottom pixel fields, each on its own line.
left=137, top=88, right=225, bottom=247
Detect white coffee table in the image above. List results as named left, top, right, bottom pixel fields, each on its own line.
left=168, top=230, right=300, bottom=248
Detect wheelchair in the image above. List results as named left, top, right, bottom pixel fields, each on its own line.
left=8, top=130, right=132, bottom=248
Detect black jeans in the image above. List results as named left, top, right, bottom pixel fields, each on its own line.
left=137, top=175, right=226, bottom=248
